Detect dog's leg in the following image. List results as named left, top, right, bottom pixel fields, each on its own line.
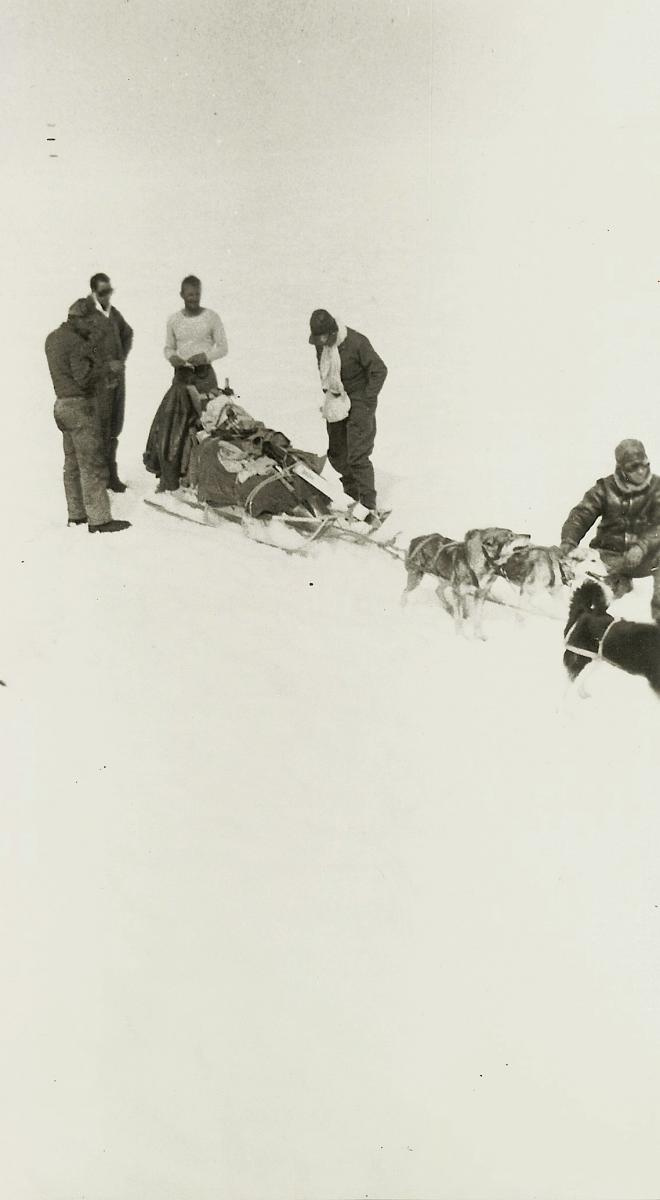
left=514, top=582, right=531, bottom=625
left=459, top=591, right=477, bottom=638
left=576, top=663, right=594, bottom=700
left=401, top=567, right=424, bottom=607
left=561, top=674, right=575, bottom=705
left=434, top=582, right=453, bottom=615
left=440, top=584, right=465, bottom=634
left=561, top=674, right=590, bottom=710
left=472, top=590, right=489, bottom=641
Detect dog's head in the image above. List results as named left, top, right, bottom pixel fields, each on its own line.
left=581, top=579, right=609, bottom=611
left=465, top=528, right=531, bottom=575
left=567, top=579, right=611, bottom=627
left=567, top=549, right=609, bottom=590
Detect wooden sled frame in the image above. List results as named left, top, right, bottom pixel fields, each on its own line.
left=144, top=490, right=403, bottom=559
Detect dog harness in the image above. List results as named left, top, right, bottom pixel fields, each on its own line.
left=409, top=535, right=459, bottom=571
left=563, top=616, right=621, bottom=660
left=409, top=536, right=493, bottom=590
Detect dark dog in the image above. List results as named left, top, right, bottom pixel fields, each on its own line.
left=403, top=528, right=531, bottom=638
left=563, top=579, right=660, bottom=698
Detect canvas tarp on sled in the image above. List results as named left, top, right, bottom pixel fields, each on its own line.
left=145, top=385, right=330, bottom=518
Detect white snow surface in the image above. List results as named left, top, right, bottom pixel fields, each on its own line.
left=5, top=2, right=660, bottom=1195
left=3, top=415, right=660, bottom=1200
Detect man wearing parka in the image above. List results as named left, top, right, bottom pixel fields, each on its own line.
left=560, top=438, right=660, bottom=622
left=45, top=301, right=130, bottom=533
left=308, top=308, right=387, bottom=519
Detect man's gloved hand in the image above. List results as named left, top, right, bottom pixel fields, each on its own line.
left=624, top=543, right=645, bottom=568
left=108, top=359, right=124, bottom=374
left=170, top=355, right=187, bottom=368
left=187, top=353, right=208, bottom=366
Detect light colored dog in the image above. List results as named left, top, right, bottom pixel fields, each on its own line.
left=403, top=527, right=531, bottom=638
left=500, top=543, right=576, bottom=610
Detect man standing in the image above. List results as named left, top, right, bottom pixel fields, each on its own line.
left=45, top=300, right=131, bottom=534
left=308, top=309, right=387, bottom=523
left=560, top=438, right=660, bottom=622
left=164, top=275, right=228, bottom=387
left=86, top=272, right=134, bottom=492
left=143, top=277, right=228, bottom=491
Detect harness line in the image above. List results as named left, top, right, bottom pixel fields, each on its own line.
left=564, top=616, right=621, bottom=660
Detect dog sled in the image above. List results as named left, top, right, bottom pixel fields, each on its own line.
left=143, top=382, right=606, bottom=607
left=144, top=487, right=399, bottom=556
left=143, top=382, right=398, bottom=556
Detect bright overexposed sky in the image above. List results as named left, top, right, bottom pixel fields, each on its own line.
left=2, top=0, right=433, bottom=402
left=4, top=0, right=660, bottom=539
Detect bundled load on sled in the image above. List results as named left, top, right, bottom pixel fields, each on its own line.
left=143, top=378, right=394, bottom=554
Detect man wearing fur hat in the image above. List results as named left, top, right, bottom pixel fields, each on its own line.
left=560, top=439, right=660, bottom=621
left=308, top=309, right=387, bottom=523
left=45, top=301, right=131, bottom=534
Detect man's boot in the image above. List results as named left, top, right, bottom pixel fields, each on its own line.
left=108, top=439, right=127, bottom=492
left=108, top=464, right=127, bottom=492
left=89, top=520, right=132, bottom=534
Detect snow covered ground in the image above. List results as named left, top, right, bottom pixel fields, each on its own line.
left=4, top=0, right=660, bottom=1196
left=3, top=418, right=660, bottom=1199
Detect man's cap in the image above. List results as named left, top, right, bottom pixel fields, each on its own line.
left=615, top=438, right=649, bottom=469
left=308, top=308, right=338, bottom=344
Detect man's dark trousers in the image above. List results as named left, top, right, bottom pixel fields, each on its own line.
left=327, top=398, right=377, bottom=511
left=108, top=371, right=126, bottom=474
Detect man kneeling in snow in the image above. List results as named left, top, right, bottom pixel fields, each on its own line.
left=560, top=439, right=660, bottom=623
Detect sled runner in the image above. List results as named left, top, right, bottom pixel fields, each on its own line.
left=144, top=487, right=398, bottom=557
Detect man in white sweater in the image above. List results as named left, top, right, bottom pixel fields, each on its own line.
left=144, top=277, right=229, bottom=490
left=164, top=275, right=228, bottom=391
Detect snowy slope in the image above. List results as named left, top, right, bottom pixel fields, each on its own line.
left=5, top=0, right=660, bottom=1192
left=3, top=442, right=660, bottom=1200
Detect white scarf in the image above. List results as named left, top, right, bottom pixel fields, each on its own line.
left=318, top=323, right=350, bottom=422
left=319, top=323, right=347, bottom=394
left=92, top=293, right=112, bottom=318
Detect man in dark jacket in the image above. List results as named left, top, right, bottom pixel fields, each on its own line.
left=560, top=438, right=660, bottom=621
left=308, top=309, right=387, bottom=520
left=85, top=273, right=134, bottom=491
left=45, top=300, right=130, bottom=534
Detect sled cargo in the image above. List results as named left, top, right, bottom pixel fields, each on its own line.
left=143, top=382, right=401, bottom=555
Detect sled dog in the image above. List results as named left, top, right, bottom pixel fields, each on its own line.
left=402, top=527, right=530, bottom=638
left=563, top=579, right=660, bottom=698
left=501, top=543, right=576, bottom=606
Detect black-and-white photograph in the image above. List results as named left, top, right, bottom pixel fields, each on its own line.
left=3, top=2, right=660, bottom=1197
